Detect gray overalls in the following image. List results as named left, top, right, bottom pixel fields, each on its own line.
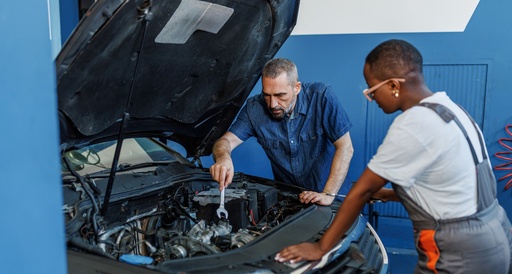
left=392, top=103, right=512, bottom=274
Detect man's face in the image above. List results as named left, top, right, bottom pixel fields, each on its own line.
left=261, top=72, right=301, bottom=120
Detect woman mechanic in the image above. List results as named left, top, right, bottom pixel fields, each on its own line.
left=275, top=39, right=512, bottom=273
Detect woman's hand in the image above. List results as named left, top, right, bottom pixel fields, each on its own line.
left=275, top=242, right=325, bottom=264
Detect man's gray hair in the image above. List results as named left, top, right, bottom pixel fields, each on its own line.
left=262, top=58, right=298, bottom=86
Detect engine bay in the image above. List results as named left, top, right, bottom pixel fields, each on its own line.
left=63, top=173, right=307, bottom=267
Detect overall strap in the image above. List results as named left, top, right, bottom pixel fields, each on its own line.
left=458, top=106, right=488, bottom=161
left=418, top=102, right=482, bottom=164
left=418, top=102, right=497, bottom=211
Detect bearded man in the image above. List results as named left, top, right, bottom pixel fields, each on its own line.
left=209, top=58, right=353, bottom=205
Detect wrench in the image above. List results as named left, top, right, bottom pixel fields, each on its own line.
left=216, top=188, right=228, bottom=219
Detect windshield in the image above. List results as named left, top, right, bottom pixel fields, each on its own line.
left=62, top=138, right=184, bottom=176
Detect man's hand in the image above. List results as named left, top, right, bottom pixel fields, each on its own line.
left=275, top=242, right=324, bottom=264
left=210, top=133, right=243, bottom=190
left=299, top=191, right=335, bottom=205
left=209, top=157, right=234, bottom=190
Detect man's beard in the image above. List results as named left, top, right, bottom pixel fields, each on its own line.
left=268, top=97, right=296, bottom=120
left=268, top=107, right=288, bottom=120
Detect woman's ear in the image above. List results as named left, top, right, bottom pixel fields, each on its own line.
left=390, top=79, right=402, bottom=90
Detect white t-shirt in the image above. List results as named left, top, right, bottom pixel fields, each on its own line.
left=367, top=92, right=485, bottom=219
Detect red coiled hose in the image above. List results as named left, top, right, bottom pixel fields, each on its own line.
left=494, top=124, right=512, bottom=190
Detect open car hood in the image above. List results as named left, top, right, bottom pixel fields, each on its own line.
left=56, top=0, right=299, bottom=157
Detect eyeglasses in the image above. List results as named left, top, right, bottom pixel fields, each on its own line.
left=362, top=78, right=405, bottom=102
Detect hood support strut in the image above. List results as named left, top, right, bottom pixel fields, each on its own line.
left=101, top=112, right=130, bottom=216
left=101, top=1, right=153, bottom=216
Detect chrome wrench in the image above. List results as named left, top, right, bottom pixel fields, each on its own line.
left=216, top=188, right=228, bottom=219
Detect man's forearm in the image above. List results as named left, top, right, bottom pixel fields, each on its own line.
left=323, top=135, right=354, bottom=194
left=212, top=137, right=232, bottom=162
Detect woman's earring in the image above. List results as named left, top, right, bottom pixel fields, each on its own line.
left=392, top=89, right=399, bottom=97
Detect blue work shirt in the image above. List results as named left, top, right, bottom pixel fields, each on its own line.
left=229, top=82, right=352, bottom=193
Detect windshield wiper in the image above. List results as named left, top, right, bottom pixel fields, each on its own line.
left=91, top=161, right=174, bottom=176
left=118, top=161, right=174, bottom=170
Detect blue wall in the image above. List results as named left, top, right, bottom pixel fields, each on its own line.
left=0, top=1, right=66, bottom=274
left=216, top=0, right=512, bottom=213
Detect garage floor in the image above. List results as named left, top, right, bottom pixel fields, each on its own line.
left=387, top=248, right=417, bottom=273
left=368, top=215, right=418, bottom=274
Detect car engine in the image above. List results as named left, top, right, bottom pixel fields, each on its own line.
left=63, top=175, right=306, bottom=266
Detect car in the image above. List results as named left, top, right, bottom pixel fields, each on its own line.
left=57, top=0, right=389, bottom=273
